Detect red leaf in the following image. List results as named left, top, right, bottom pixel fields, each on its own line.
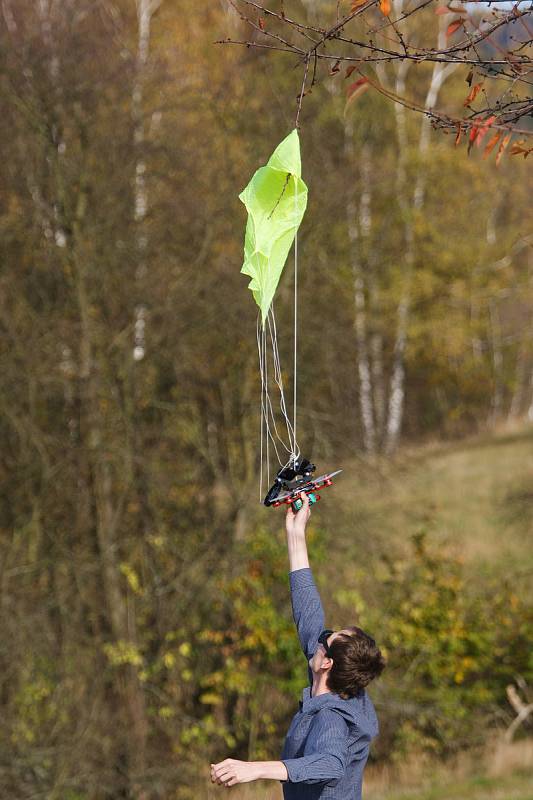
left=344, top=77, right=370, bottom=112
left=475, top=115, right=496, bottom=146
left=495, top=133, right=512, bottom=166
left=258, top=16, right=265, bottom=30
left=379, top=0, right=391, bottom=16
left=483, top=132, right=501, bottom=159
left=467, top=124, right=478, bottom=154
left=350, top=0, right=367, bottom=10
left=463, top=82, right=483, bottom=107
left=454, top=123, right=462, bottom=147
left=347, top=77, right=369, bottom=98
left=345, top=65, right=358, bottom=79
left=435, top=5, right=451, bottom=14
left=446, top=19, right=463, bottom=38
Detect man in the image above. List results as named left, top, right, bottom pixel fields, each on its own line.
left=211, top=492, right=385, bottom=795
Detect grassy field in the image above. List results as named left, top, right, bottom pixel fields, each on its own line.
left=365, top=771, right=533, bottom=800
left=203, top=768, right=533, bottom=800
left=323, top=422, right=533, bottom=585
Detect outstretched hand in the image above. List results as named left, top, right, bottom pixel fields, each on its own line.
left=210, top=759, right=259, bottom=786
left=285, top=492, right=311, bottom=537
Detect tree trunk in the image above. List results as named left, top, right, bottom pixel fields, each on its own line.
left=488, top=301, right=504, bottom=423
left=344, top=118, right=376, bottom=453
left=383, top=21, right=457, bottom=453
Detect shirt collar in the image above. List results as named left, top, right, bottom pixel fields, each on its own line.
left=299, top=685, right=339, bottom=712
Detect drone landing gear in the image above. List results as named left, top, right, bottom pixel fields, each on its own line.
left=263, top=458, right=341, bottom=513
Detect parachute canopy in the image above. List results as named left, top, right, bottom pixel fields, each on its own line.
left=239, top=129, right=308, bottom=326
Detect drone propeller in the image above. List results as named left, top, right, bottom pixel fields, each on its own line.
left=272, top=470, right=342, bottom=511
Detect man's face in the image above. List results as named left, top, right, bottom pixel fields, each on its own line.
left=309, top=629, right=351, bottom=674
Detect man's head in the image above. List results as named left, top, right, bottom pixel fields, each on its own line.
left=309, top=627, right=386, bottom=699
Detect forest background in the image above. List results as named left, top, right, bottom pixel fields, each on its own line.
left=0, top=1, right=532, bottom=799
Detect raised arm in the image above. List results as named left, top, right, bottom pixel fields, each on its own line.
left=286, top=494, right=325, bottom=660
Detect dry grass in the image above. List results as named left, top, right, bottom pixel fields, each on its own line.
left=326, top=422, right=533, bottom=574
left=198, top=739, right=533, bottom=800
left=363, top=737, right=533, bottom=797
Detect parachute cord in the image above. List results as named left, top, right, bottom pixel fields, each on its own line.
left=257, top=313, right=285, bottom=470
left=268, top=308, right=299, bottom=462
left=259, top=317, right=264, bottom=502
left=263, top=323, right=270, bottom=489
left=293, top=175, right=298, bottom=462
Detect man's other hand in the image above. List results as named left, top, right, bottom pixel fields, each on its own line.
left=210, top=758, right=260, bottom=786
left=285, top=492, right=311, bottom=537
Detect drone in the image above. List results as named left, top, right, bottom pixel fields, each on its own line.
left=263, top=458, right=342, bottom=513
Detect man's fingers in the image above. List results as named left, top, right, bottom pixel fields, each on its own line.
left=216, top=767, right=233, bottom=778
left=213, top=767, right=233, bottom=782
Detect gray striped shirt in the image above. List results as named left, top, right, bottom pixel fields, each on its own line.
left=280, top=568, right=379, bottom=799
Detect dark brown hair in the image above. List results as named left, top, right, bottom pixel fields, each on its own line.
left=326, top=626, right=386, bottom=699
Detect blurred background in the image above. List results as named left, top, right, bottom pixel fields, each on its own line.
left=1, top=1, right=532, bottom=798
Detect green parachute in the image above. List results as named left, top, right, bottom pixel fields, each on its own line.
left=239, top=128, right=308, bottom=326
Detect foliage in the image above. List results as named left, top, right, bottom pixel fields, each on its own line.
left=178, top=528, right=327, bottom=761
left=369, top=532, right=533, bottom=758
left=0, top=0, right=532, bottom=797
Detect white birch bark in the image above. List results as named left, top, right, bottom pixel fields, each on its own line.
left=489, top=300, right=504, bottom=422
left=344, top=117, right=376, bottom=452
left=132, top=0, right=161, bottom=361
left=528, top=371, right=533, bottom=421
left=1, top=0, right=17, bottom=33
left=361, top=144, right=387, bottom=444
left=383, top=17, right=458, bottom=453
left=508, top=343, right=528, bottom=419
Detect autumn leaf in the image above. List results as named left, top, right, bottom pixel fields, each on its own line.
left=345, top=65, right=359, bottom=79
left=464, top=82, right=483, bottom=107
left=350, top=0, right=367, bottom=10
left=510, top=140, right=531, bottom=158
left=467, top=124, right=478, bottom=154
left=475, top=115, right=496, bottom=146
left=344, top=77, right=370, bottom=113
left=483, top=132, right=501, bottom=159
left=258, top=16, right=265, bottom=30
left=455, top=123, right=463, bottom=147
left=446, top=19, right=463, bottom=38
left=435, top=5, right=451, bottom=14
left=495, top=133, right=511, bottom=166
left=347, top=77, right=369, bottom=99
left=330, top=60, right=341, bottom=76
left=379, top=0, right=391, bottom=16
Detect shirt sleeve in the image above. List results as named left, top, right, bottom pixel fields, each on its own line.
left=281, top=709, right=349, bottom=784
left=289, top=567, right=325, bottom=661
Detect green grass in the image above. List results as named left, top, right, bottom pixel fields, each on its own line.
left=321, top=423, right=533, bottom=586
left=366, top=770, right=533, bottom=800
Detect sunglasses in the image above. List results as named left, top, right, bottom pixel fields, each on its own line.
left=317, top=629, right=335, bottom=657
